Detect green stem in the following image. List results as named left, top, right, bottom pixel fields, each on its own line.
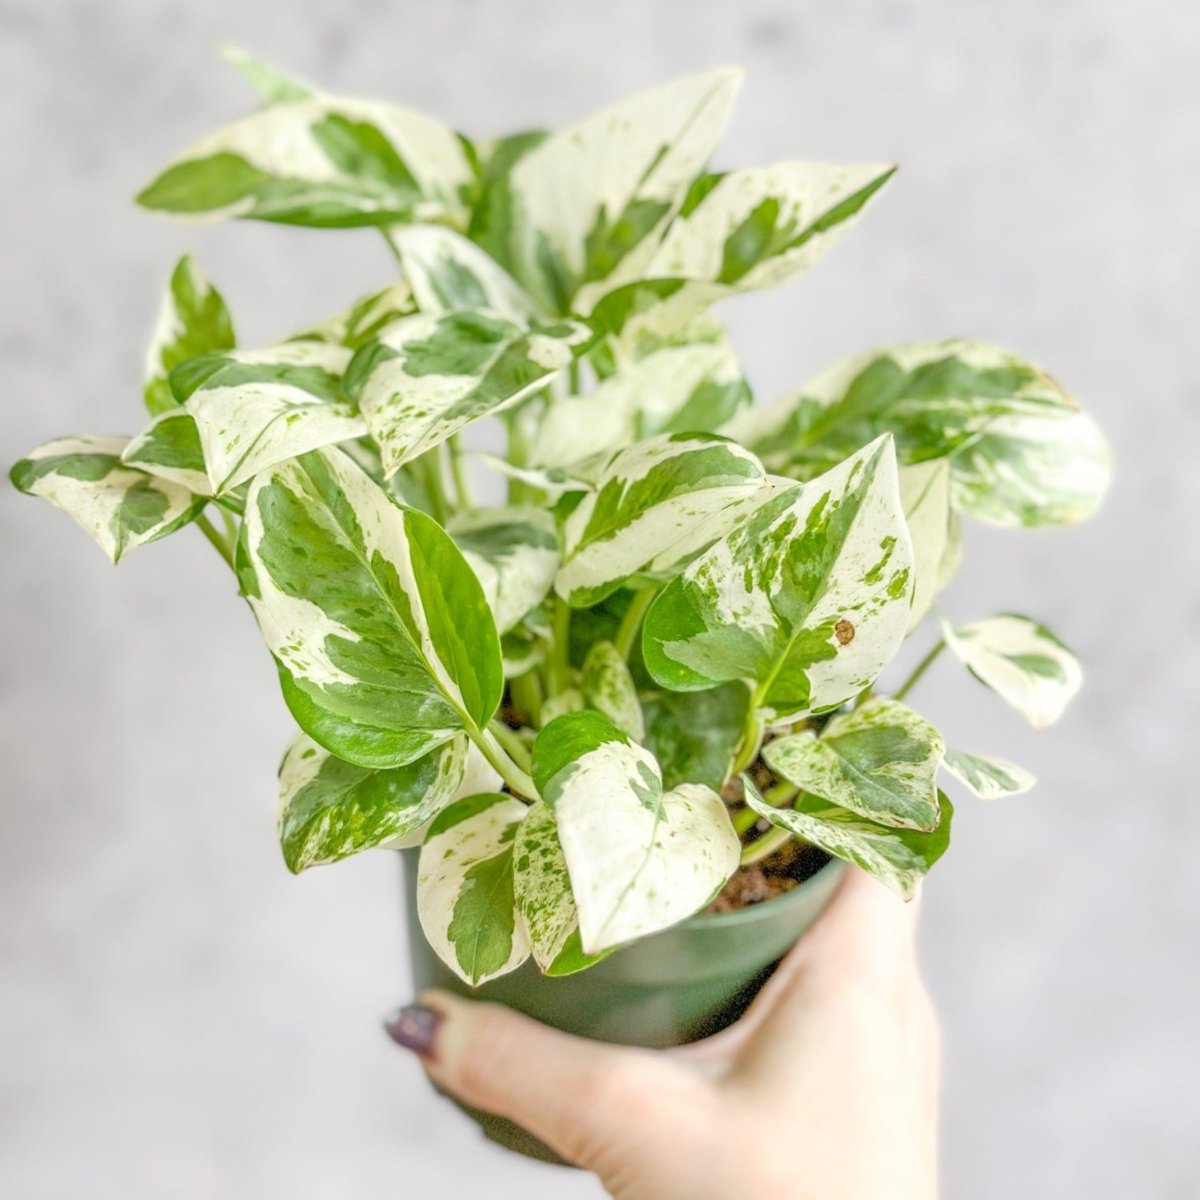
left=740, top=825, right=794, bottom=866
left=475, top=727, right=537, bottom=800
left=892, top=639, right=946, bottom=703
left=510, top=670, right=544, bottom=728
left=448, top=435, right=474, bottom=510
left=730, top=707, right=764, bottom=777
left=613, top=587, right=657, bottom=661
left=195, top=513, right=234, bottom=569
left=421, top=454, right=448, bottom=524
left=489, top=719, right=533, bottom=773
left=550, top=601, right=572, bottom=694
left=732, top=806, right=760, bottom=836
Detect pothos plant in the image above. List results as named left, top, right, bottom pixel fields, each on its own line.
left=12, top=52, right=1111, bottom=986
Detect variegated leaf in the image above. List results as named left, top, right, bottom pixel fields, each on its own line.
left=449, top=506, right=559, bottom=634
left=349, top=311, right=594, bottom=475
left=539, top=687, right=584, bottom=728
left=385, top=224, right=535, bottom=321
left=581, top=640, right=644, bottom=741
left=741, top=341, right=1111, bottom=529
left=143, top=255, right=235, bottom=416
left=137, top=94, right=474, bottom=229
left=500, top=69, right=742, bottom=314
left=222, top=46, right=313, bottom=105
left=591, top=162, right=894, bottom=338
left=941, top=748, right=1036, bottom=800
left=531, top=711, right=739, bottom=954
left=531, top=342, right=750, bottom=470
left=122, top=408, right=212, bottom=495
left=763, top=698, right=944, bottom=830
left=10, top=437, right=204, bottom=563
left=643, top=435, right=914, bottom=722
left=276, top=732, right=468, bottom=872
left=178, top=342, right=358, bottom=494
left=642, top=682, right=750, bottom=790
left=898, top=459, right=953, bottom=632
left=941, top=614, right=1082, bottom=729
left=293, top=282, right=418, bottom=350
left=239, top=447, right=503, bottom=768
left=475, top=454, right=593, bottom=499
left=555, top=433, right=771, bottom=607
left=416, top=794, right=531, bottom=986
left=743, top=778, right=953, bottom=900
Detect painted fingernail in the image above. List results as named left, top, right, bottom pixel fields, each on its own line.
left=384, top=1003, right=442, bottom=1059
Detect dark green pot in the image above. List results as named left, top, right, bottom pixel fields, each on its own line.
left=401, top=849, right=846, bottom=1163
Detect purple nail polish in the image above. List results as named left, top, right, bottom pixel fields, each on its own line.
left=384, top=1003, right=442, bottom=1058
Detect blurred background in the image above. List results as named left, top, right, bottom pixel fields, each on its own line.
left=1, top=2, right=1196, bottom=1196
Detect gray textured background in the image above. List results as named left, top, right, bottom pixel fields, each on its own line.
left=2, top=2, right=1196, bottom=1197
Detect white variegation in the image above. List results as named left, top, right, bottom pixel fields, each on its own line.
left=449, top=507, right=559, bottom=633
left=294, top=282, right=417, bottom=349
left=122, top=409, right=213, bottom=495
left=899, top=459, right=952, bottom=632
left=512, top=800, right=580, bottom=971
left=531, top=342, right=748, bottom=469
left=763, top=697, right=944, bottom=830
left=547, top=734, right=739, bottom=953
left=10, top=436, right=204, bottom=564
left=385, top=225, right=536, bottom=321
left=475, top=454, right=595, bottom=497
left=538, top=688, right=584, bottom=727
left=581, top=641, right=645, bottom=741
left=941, top=748, right=1036, bottom=800
left=555, top=434, right=771, bottom=606
left=941, top=615, right=1082, bottom=729
left=510, top=68, right=742, bottom=311
left=416, top=795, right=532, bottom=985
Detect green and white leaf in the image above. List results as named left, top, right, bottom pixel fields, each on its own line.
left=740, top=341, right=1112, bottom=529
left=591, top=161, right=894, bottom=338
left=137, top=94, right=474, bottom=228
left=239, top=446, right=503, bottom=768
left=531, top=711, right=739, bottom=954
left=143, top=255, right=235, bottom=416
left=941, top=748, right=1036, bottom=800
left=555, top=433, right=771, bottom=607
left=941, top=614, right=1082, bottom=729
left=581, top=640, right=644, bottom=740
left=449, top=506, right=559, bottom=633
left=642, top=682, right=749, bottom=790
left=643, top=435, right=914, bottom=722
left=742, top=778, right=953, bottom=900
left=504, top=68, right=742, bottom=313
left=122, top=408, right=213, bottom=495
left=385, top=224, right=535, bottom=321
left=763, top=697, right=944, bottom=830
left=10, top=437, right=204, bottom=563
left=276, top=731, right=469, bottom=871
left=416, top=794, right=531, bottom=985
left=475, top=454, right=594, bottom=498
left=293, top=282, right=418, bottom=349
left=531, top=342, right=750, bottom=470
left=898, top=459, right=953, bottom=632
left=222, top=46, right=313, bottom=105
left=350, top=311, right=593, bottom=474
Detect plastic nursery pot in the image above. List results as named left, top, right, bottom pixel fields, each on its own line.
left=401, top=848, right=847, bottom=1163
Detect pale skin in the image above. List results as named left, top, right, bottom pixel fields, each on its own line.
left=392, top=868, right=940, bottom=1200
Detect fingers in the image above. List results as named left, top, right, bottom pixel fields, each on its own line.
left=385, top=989, right=671, bottom=1169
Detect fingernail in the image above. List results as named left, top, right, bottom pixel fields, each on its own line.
left=384, top=1003, right=442, bottom=1059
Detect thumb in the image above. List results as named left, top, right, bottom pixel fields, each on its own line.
left=385, top=989, right=663, bottom=1168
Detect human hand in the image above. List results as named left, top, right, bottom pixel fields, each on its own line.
left=385, top=868, right=940, bottom=1200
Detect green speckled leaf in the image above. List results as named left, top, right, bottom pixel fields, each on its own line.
left=764, top=697, right=944, bottom=830
left=555, top=432, right=771, bottom=607
left=743, top=778, right=953, bottom=900
left=143, top=255, right=235, bottom=416
left=416, top=793, right=531, bottom=985
left=642, top=682, right=750, bottom=790
left=294, top=282, right=418, bottom=350
left=350, top=310, right=593, bottom=475
left=581, top=640, right=644, bottom=740
left=10, top=436, right=204, bottom=563
left=137, top=94, right=474, bottom=228
left=531, top=711, right=739, bottom=953
left=277, top=732, right=469, bottom=871
left=122, top=408, right=212, bottom=495
left=941, top=614, right=1082, bottom=729
left=239, top=446, right=502, bottom=768
left=941, top=748, right=1036, bottom=800
left=740, top=341, right=1111, bottom=529
left=643, top=435, right=913, bottom=722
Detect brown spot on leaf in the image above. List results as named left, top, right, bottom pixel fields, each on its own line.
left=834, top=618, right=855, bottom=646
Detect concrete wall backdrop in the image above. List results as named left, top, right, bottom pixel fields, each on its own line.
left=1, top=2, right=1196, bottom=1196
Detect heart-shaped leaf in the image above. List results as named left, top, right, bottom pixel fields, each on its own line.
left=941, top=749, right=1036, bottom=800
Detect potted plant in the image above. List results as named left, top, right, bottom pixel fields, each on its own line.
left=11, top=50, right=1110, bottom=1157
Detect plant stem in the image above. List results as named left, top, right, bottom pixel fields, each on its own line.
left=421, top=454, right=448, bottom=524
left=892, top=639, right=946, bottom=703
left=550, top=600, right=572, bottom=694
left=489, top=719, right=533, bottom=773
left=195, top=513, right=234, bottom=569
left=476, top=727, right=537, bottom=800
left=740, top=825, right=793, bottom=866
left=510, top=669, right=544, bottom=728
left=730, top=706, right=764, bottom=777
left=613, top=587, right=657, bottom=661
left=448, top=435, right=474, bottom=510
